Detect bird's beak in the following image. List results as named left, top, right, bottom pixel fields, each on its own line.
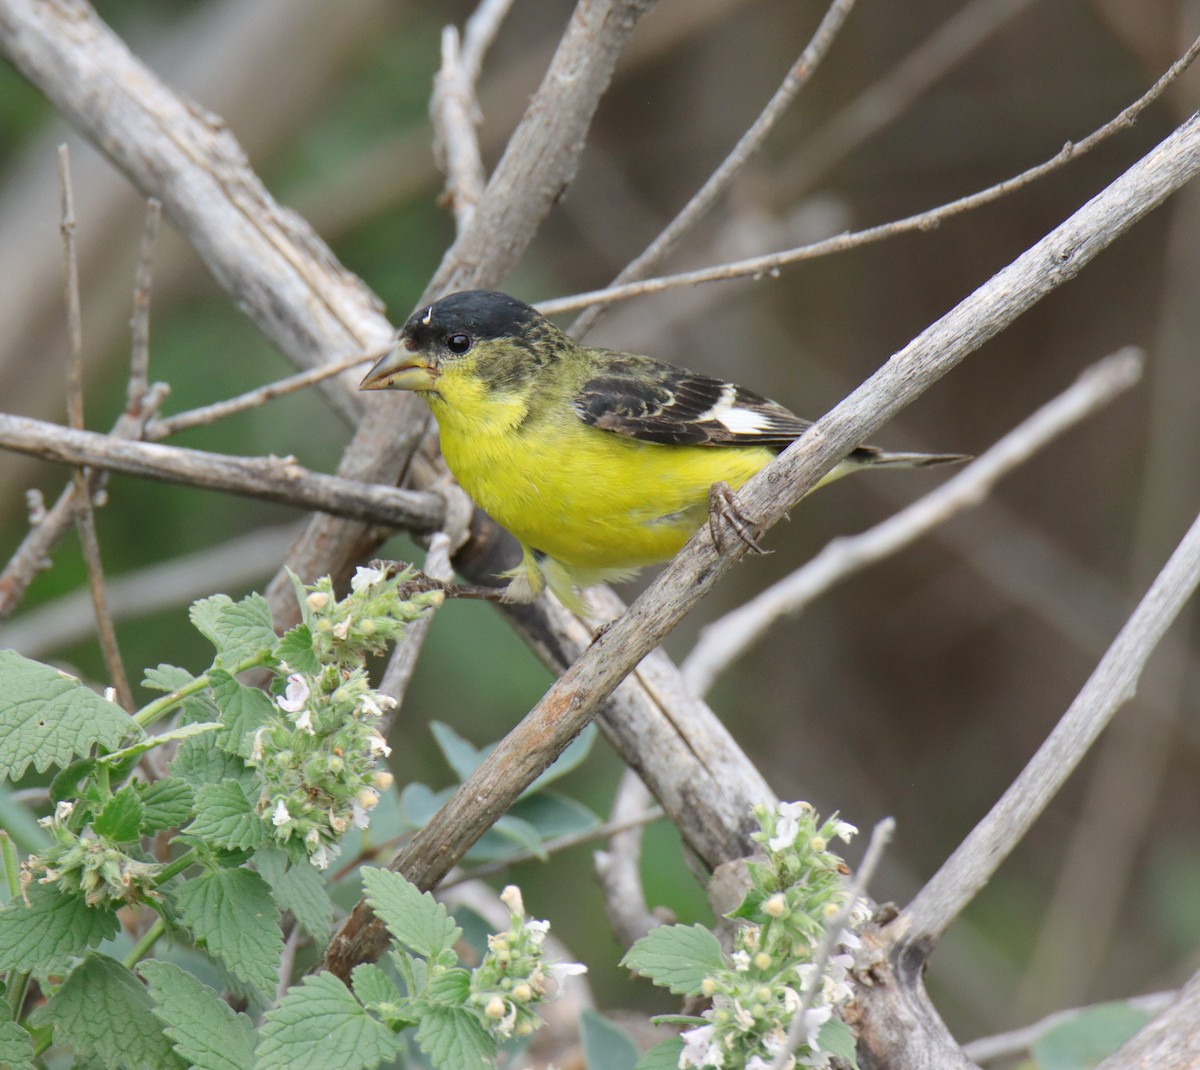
left=359, top=342, right=438, bottom=392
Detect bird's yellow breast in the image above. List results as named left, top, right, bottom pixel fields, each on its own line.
left=426, top=375, right=773, bottom=573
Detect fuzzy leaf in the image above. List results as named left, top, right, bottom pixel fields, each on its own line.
left=0, top=882, right=119, bottom=973
left=174, top=729, right=256, bottom=794
left=186, top=780, right=268, bottom=850
left=140, top=959, right=257, bottom=1070
left=0, top=650, right=138, bottom=779
left=92, top=785, right=144, bottom=842
left=361, top=867, right=460, bottom=959
left=142, top=663, right=195, bottom=692
left=621, top=924, right=724, bottom=996
left=413, top=1004, right=494, bottom=1070
left=39, top=954, right=186, bottom=1070
left=818, top=1017, right=860, bottom=1068
left=138, top=777, right=195, bottom=832
left=210, top=671, right=276, bottom=757
left=581, top=1009, right=641, bottom=1070
left=635, top=1038, right=685, bottom=1070
left=175, top=867, right=281, bottom=996
left=350, top=962, right=400, bottom=1009
left=0, top=1016, right=34, bottom=1070
left=256, top=972, right=400, bottom=1070
left=256, top=847, right=334, bottom=943
left=189, top=592, right=277, bottom=667
left=1033, top=1001, right=1152, bottom=1070
left=275, top=625, right=320, bottom=675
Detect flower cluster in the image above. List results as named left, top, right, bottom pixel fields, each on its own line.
left=249, top=566, right=439, bottom=868
left=680, top=802, right=866, bottom=1070
left=467, top=885, right=587, bottom=1040
left=28, top=802, right=162, bottom=908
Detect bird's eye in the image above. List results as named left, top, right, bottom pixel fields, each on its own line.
left=446, top=333, right=472, bottom=355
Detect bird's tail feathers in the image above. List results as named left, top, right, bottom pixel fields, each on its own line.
left=850, top=446, right=970, bottom=469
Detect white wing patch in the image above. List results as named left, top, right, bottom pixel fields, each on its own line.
left=713, top=406, right=770, bottom=434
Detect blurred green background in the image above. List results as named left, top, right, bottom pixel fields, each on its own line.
left=1, top=0, right=1198, bottom=1053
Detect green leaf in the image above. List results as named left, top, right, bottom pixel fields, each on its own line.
left=210, top=671, right=276, bottom=757
left=143, top=663, right=195, bottom=692
left=138, top=777, right=195, bottom=832
left=0, top=882, right=119, bottom=972
left=522, top=722, right=597, bottom=797
left=175, top=867, right=281, bottom=996
left=397, top=782, right=452, bottom=830
left=174, top=730, right=256, bottom=794
left=1033, top=1001, right=1152, bottom=1070
left=413, top=1004, right=494, bottom=1070
left=361, top=867, right=460, bottom=960
left=581, top=1009, right=641, bottom=1070
left=256, top=972, right=401, bottom=1070
left=256, top=847, right=334, bottom=943
left=186, top=780, right=268, bottom=851
left=0, top=650, right=139, bottom=779
left=92, top=785, right=144, bottom=842
left=275, top=625, right=320, bottom=675
left=0, top=1015, right=35, bottom=1070
left=471, top=814, right=547, bottom=862
left=190, top=592, right=277, bottom=667
left=429, top=722, right=485, bottom=782
left=350, top=962, right=400, bottom=1009
left=99, top=720, right=221, bottom=767
left=621, top=924, right=724, bottom=996
left=817, top=1017, right=859, bottom=1068
left=38, top=954, right=186, bottom=1070
left=509, top=791, right=600, bottom=841
left=634, top=1038, right=685, bottom=1070
left=140, top=959, right=257, bottom=1070
left=424, top=967, right=471, bottom=1005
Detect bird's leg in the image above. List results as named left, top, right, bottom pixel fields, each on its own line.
left=707, top=482, right=768, bottom=555
left=370, top=559, right=508, bottom=601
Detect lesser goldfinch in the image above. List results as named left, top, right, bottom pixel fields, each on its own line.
left=361, top=290, right=965, bottom=611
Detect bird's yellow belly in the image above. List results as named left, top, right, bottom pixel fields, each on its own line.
left=438, top=418, right=773, bottom=571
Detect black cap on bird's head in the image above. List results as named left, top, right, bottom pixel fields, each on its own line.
left=360, top=290, right=544, bottom=392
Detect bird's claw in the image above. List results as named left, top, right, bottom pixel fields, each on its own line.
left=707, top=482, right=768, bottom=555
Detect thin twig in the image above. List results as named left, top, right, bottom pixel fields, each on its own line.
left=594, top=770, right=664, bottom=947
left=771, top=817, right=895, bottom=1070
left=144, top=350, right=383, bottom=440
left=571, top=0, right=858, bottom=337
left=963, top=989, right=1176, bottom=1064
left=900, top=504, right=1200, bottom=947
left=682, top=348, right=1145, bottom=696
left=0, top=412, right=445, bottom=533
left=57, top=145, right=133, bottom=710
left=126, top=198, right=160, bottom=415
left=538, top=32, right=1200, bottom=319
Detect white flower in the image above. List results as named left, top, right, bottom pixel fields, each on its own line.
left=731, top=950, right=751, bottom=972
left=333, top=617, right=351, bottom=640
left=831, top=819, right=858, bottom=842
left=679, top=1024, right=723, bottom=1068
left=351, top=565, right=387, bottom=592
left=746, top=1057, right=774, bottom=1070
left=798, top=1005, right=832, bottom=1051
left=294, top=708, right=315, bottom=734
left=271, top=800, right=291, bottom=826
left=547, top=961, right=587, bottom=995
left=310, top=842, right=334, bottom=870
left=733, top=1000, right=755, bottom=1031
left=351, top=799, right=371, bottom=830
left=769, top=802, right=806, bottom=853
left=249, top=726, right=267, bottom=762
left=526, top=919, right=550, bottom=946
left=104, top=686, right=117, bottom=704
left=367, top=731, right=392, bottom=757
left=500, top=885, right=525, bottom=917
left=277, top=673, right=309, bottom=713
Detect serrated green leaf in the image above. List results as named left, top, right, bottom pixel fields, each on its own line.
left=175, top=867, right=281, bottom=996
left=39, top=954, right=186, bottom=1070
left=209, top=671, right=276, bottom=757
left=0, top=1016, right=35, bottom=1070
left=99, top=721, right=221, bottom=768
left=190, top=593, right=277, bottom=667
left=138, top=777, right=195, bottom=832
left=256, top=847, right=333, bottom=943
left=621, top=924, right=724, bottom=996
left=174, top=728, right=256, bottom=794
left=1033, top=1001, right=1152, bottom=1070
left=429, top=722, right=484, bottom=783
left=361, top=867, right=460, bottom=960
left=351, top=962, right=400, bottom=1009
left=424, top=968, right=471, bottom=1005
left=92, top=785, right=144, bottom=842
left=0, top=650, right=139, bottom=779
left=581, top=1009, right=641, bottom=1070
left=634, top=1037, right=685, bottom=1070
left=522, top=722, right=597, bottom=797
left=817, top=1017, right=859, bottom=1068
left=0, top=882, right=119, bottom=973
left=413, top=1003, right=494, bottom=1070
left=142, top=664, right=195, bottom=693
left=186, top=780, right=268, bottom=851
left=139, top=959, right=256, bottom=1070
left=275, top=625, right=319, bottom=675
left=256, top=972, right=400, bottom=1070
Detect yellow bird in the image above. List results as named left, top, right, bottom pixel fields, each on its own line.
left=361, top=290, right=964, bottom=611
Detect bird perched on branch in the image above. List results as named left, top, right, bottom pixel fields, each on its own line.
left=361, top=289, right=965, bottom=612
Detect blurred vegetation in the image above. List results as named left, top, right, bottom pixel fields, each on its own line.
left=1, top=0, right=1198, bottom=1048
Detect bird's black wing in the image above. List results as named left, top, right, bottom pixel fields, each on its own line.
left=573, top=353, right=808, bottom=449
